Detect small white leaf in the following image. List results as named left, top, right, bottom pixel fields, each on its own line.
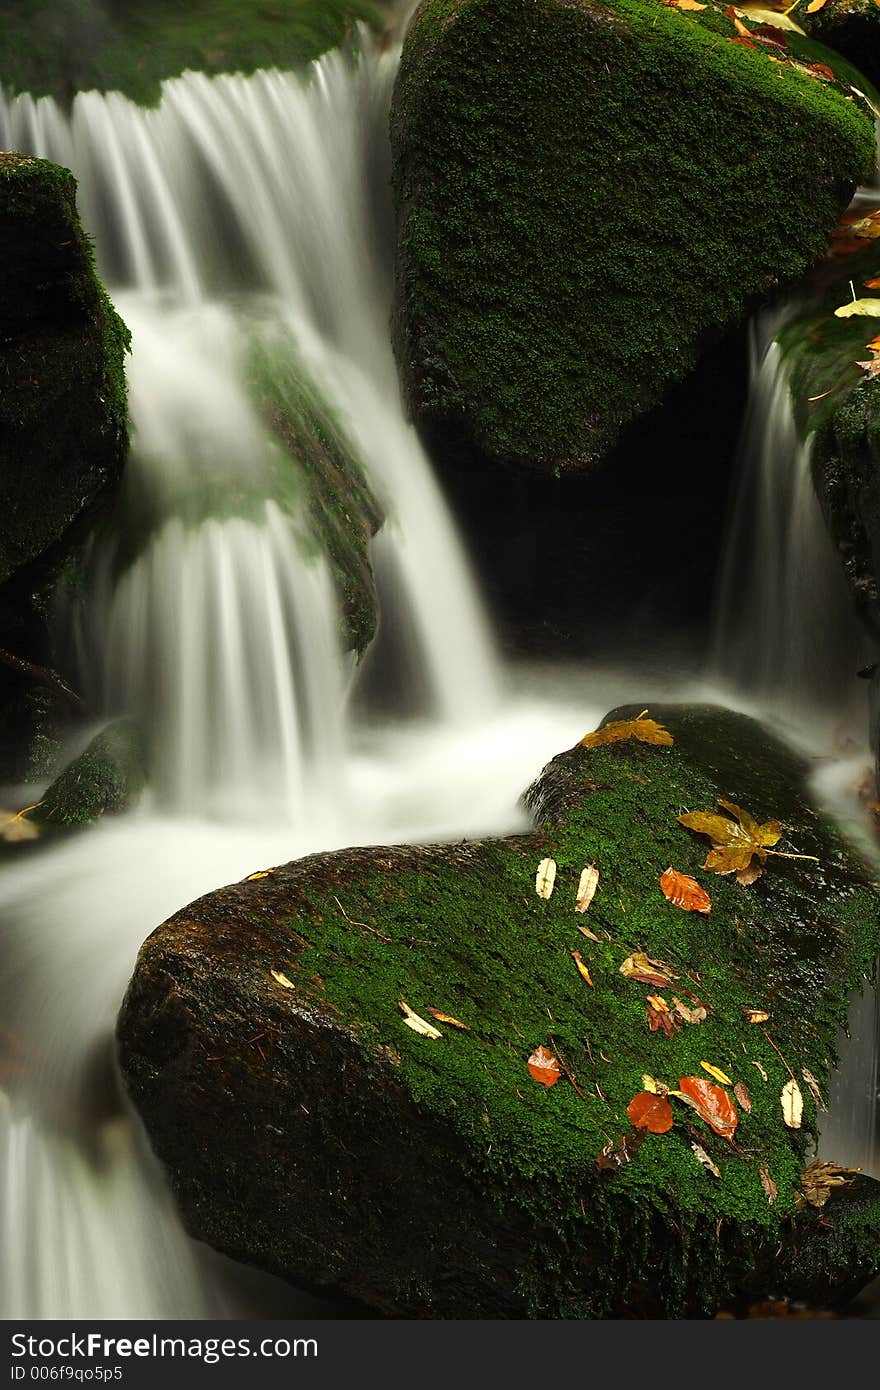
left=781, top=1077, right=803, bottom=1129
left=691, top=1141, right=720, bottom=1178
left=802, top=1067, right=826, bottom=1111
left=750, top=1059, right=768, bottom=1082
left=399, top=999, right=442, bottom=1039
left=535, top=857, right=557, bottom=900
left=270, top=969, right=295, bottom=990
left=575, top=864, right=599, bottom=913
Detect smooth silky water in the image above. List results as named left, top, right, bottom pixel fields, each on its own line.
left=0, top=28, right=877, bottom=1316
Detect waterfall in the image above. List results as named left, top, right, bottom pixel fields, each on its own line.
left=712, top=324, right=867, bottom=748
left=0, top=34, right=500, bottom=806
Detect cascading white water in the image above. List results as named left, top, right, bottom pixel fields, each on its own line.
left=712, top=324, right=867, bottom=748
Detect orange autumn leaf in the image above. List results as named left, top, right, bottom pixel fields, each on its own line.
left=580, top=712, right=673, bottom=750
left=527, top=1045, right=562, bottom=1088
left=571, top=950, right=594, bottom=987
left=865, top=280, right=880, bottom=291
left=809, top=61, right=835, bottom=81
left=427, top=1008, right=469, bottom=1031
left=724, top=4, right=751, bottom=34
left=660, top=866, right=712, bottom=914
left=729, top=34, right=757, bottom=46
left=627, top=1090, right=674, bottom=1134
left=676, top=1075, right=739, bottom=1141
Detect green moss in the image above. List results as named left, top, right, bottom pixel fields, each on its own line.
left=36, top=719, right=146, bottom=826
left=0, top=152, right=130, bottom=588
left=0, top=0, right=384, bottom=106
left=392, top=0, right=875, bottom=472
left=262, top=705, right=880, bottom=1315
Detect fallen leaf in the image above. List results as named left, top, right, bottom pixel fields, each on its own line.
left=270, top=969, right=295, bottom=990
left=577, top=923, right=601, bottom=943
left=760, top=1166, right=778, bottom=1204
left=802, top=1067, right=826, bottom=1110
left=744, top=1008, right=770, bottom=1024
left=678, top=799, right=815, bottom=882
left=646, top=993, right=669, bottom=1011
left=620, top=951, right=677, bottom=987
left=725, top=3, right=752, bottom=33
left=535, top=856, right=557, bottom=899
left=672, top=996, right=707, bottom=1025
left=673, top=0, right=707, bottom=7
left=734, top=1082, right=753, bottom=1113
left=752, top=22, right=788, bottom=48
left=247, top=868, right=276, bottom=880
left=864, top=278, right=880, bottom=290
left=596, top=1130, right=644, bottom=1171
left=806, top=0, right=828, bottom=10
left=0, top=814, right=40, bottom=843
left=427, top=1008, right=469, bottom=1030
left=642, top=1074, right=669, bottom=1095
left=399, top=1000, right=443, bottom=1039
left=660, top=866, right=711, bottom=914
left=809, top=61, right=835, bottom=80
left=675, top=1076, right=739, bottom=1141
left=701, top=1061, right=734, bottom=1087
left=527, top=1044, right=562, bottom=1087
left=691, top=1141, right=721, bottom=1177
left=835, top=298, right=880, bottom=319
left=781, top=1076, right=803, bottom=1129
left=751, top=1059, right=769, bottom=1082
left=627, top=1090, right=674, bottom=1134
left=571, top=950, right=594, bottom=987
left=729, top=34, right=757, bottom=45
left=575, top=864, right=600, bottom=912
left=580, top=713, right=673, bottom=750
left=647, top=1001, right=679, bottom=1037
left=801, top=1159, right=859, bottom=1209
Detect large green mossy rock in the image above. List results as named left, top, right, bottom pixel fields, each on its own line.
left=0, top=0, right=383, bottom=106
left=793, top=0, right=880, bottom=90
left=391, top=0, right=875, bottom=473
left=36, top=719, right=146, bottom=826
left=117, top=705, right=880, bottom=1317
left=0, top=153, right=129, bottom=593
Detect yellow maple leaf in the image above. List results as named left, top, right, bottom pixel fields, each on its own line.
left=580, top=711, right=673, bottom=750
left=678, top=800, right=815, bottom=883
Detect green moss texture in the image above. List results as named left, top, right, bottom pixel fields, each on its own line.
left=119, top=705, right=880, bottom=1316
left=36, top=719, right=146, bottom=826
left=0, top=0, right=383, bottom=106
left=391, top=0, right=875, bottom=473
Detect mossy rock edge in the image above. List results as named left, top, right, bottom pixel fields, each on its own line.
left=391, top=0, right=875, bottom=473
left=117, top=705, right=880, bottom=1316
left=36, top=719, right=147, bottom=827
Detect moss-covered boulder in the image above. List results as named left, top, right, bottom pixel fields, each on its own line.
left=793, top=0, right=880, bottom=90
left=0, top=0, right=384, bottom=106
left=117, top=704, right=880, bottom=1317
left=36, top=719, right=146, bottom=826
left=391, top=0, right=875, bottom=473
left=0, top=153, right=128, bottom=591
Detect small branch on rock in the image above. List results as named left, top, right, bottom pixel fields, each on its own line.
left=0, top=645, right=85, bottom=710
left=332, top=894, right=393, bottom=944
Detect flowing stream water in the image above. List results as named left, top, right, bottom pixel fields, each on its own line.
left=0, top=25, right=877, bottom=1318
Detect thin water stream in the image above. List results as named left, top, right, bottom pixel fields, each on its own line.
left=0, top=24, right=877, bottom=1317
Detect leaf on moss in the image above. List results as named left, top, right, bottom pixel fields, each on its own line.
left=427, top=1008, right=469, bottom=1030
left=579, top=712, right=673, bottom=749
left=752, top=22, right=788, bottom=49
left=744, top=1008, right=771, bottom=1024
left=596, top=1130, right=644, bottom=1172
left=577, top=924, right=601, bottom=943
left=678, top=798, right=813, bottom=883
left=399, top=1000, right=443, bottom=1039
left=805, top=0, right=828, bottom=10
left=627, top=1090, right=674, bottom=1133
left=751, top=1059, right=769, bottom=1082
left=672, top=996, right=707, bottom=1025
left=620, top=951, right=677, bottom=987
left=691, top=1141, right=721, bottom=1177
left=662, top=0, right=707, bottom=9
left=642, top=1073, right=669, bottom=1095
left=674, top=1076, right=739, bottom=1141
left=801, top=1068, right=826, bottom=1110
left=801, top=1159, right=859, bottom=1209
left=575, top=864, right=599, bottom=912
left=835, top=298, right=880, bottom=318
left=535, top=856, right=557, bottom=899
left=270, top=969, right=295, bottom=990
left=647, top=1000, right=679, bottom=1036
left=781, top=1077, right=803, bottom=1128
left=571, top=950, right=594, bottom=987
left=701, top=1061, right=733, bottom=1087
left=734, top=1082, right=752, bottom=1113
left=527, top=1044, right=562, bottom=1087
left=760, top=1166, right=778, bottom=1204
left=729, top=34, right=757, bottom=46
left=660, top=865, right=711, bottom=914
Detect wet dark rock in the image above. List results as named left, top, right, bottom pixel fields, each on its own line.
left=118, top=705, right=880, bottom=1317
left=37, top=720, right=146, bottom=827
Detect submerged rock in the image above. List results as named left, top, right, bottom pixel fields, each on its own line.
left=391, top=0, right=875, bottom=473
left=118, top=705, right=880, bottom=1317
left=37, top=720, right=146, bottom=827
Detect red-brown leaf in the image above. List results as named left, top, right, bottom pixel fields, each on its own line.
left=660, top=866, right=712, bottom=914
left=527, top=1045, right=562, bottom=1087
left=627, top=1090, right=674, bottom=1134
left=677, top=1075, right=739, bottom=1141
